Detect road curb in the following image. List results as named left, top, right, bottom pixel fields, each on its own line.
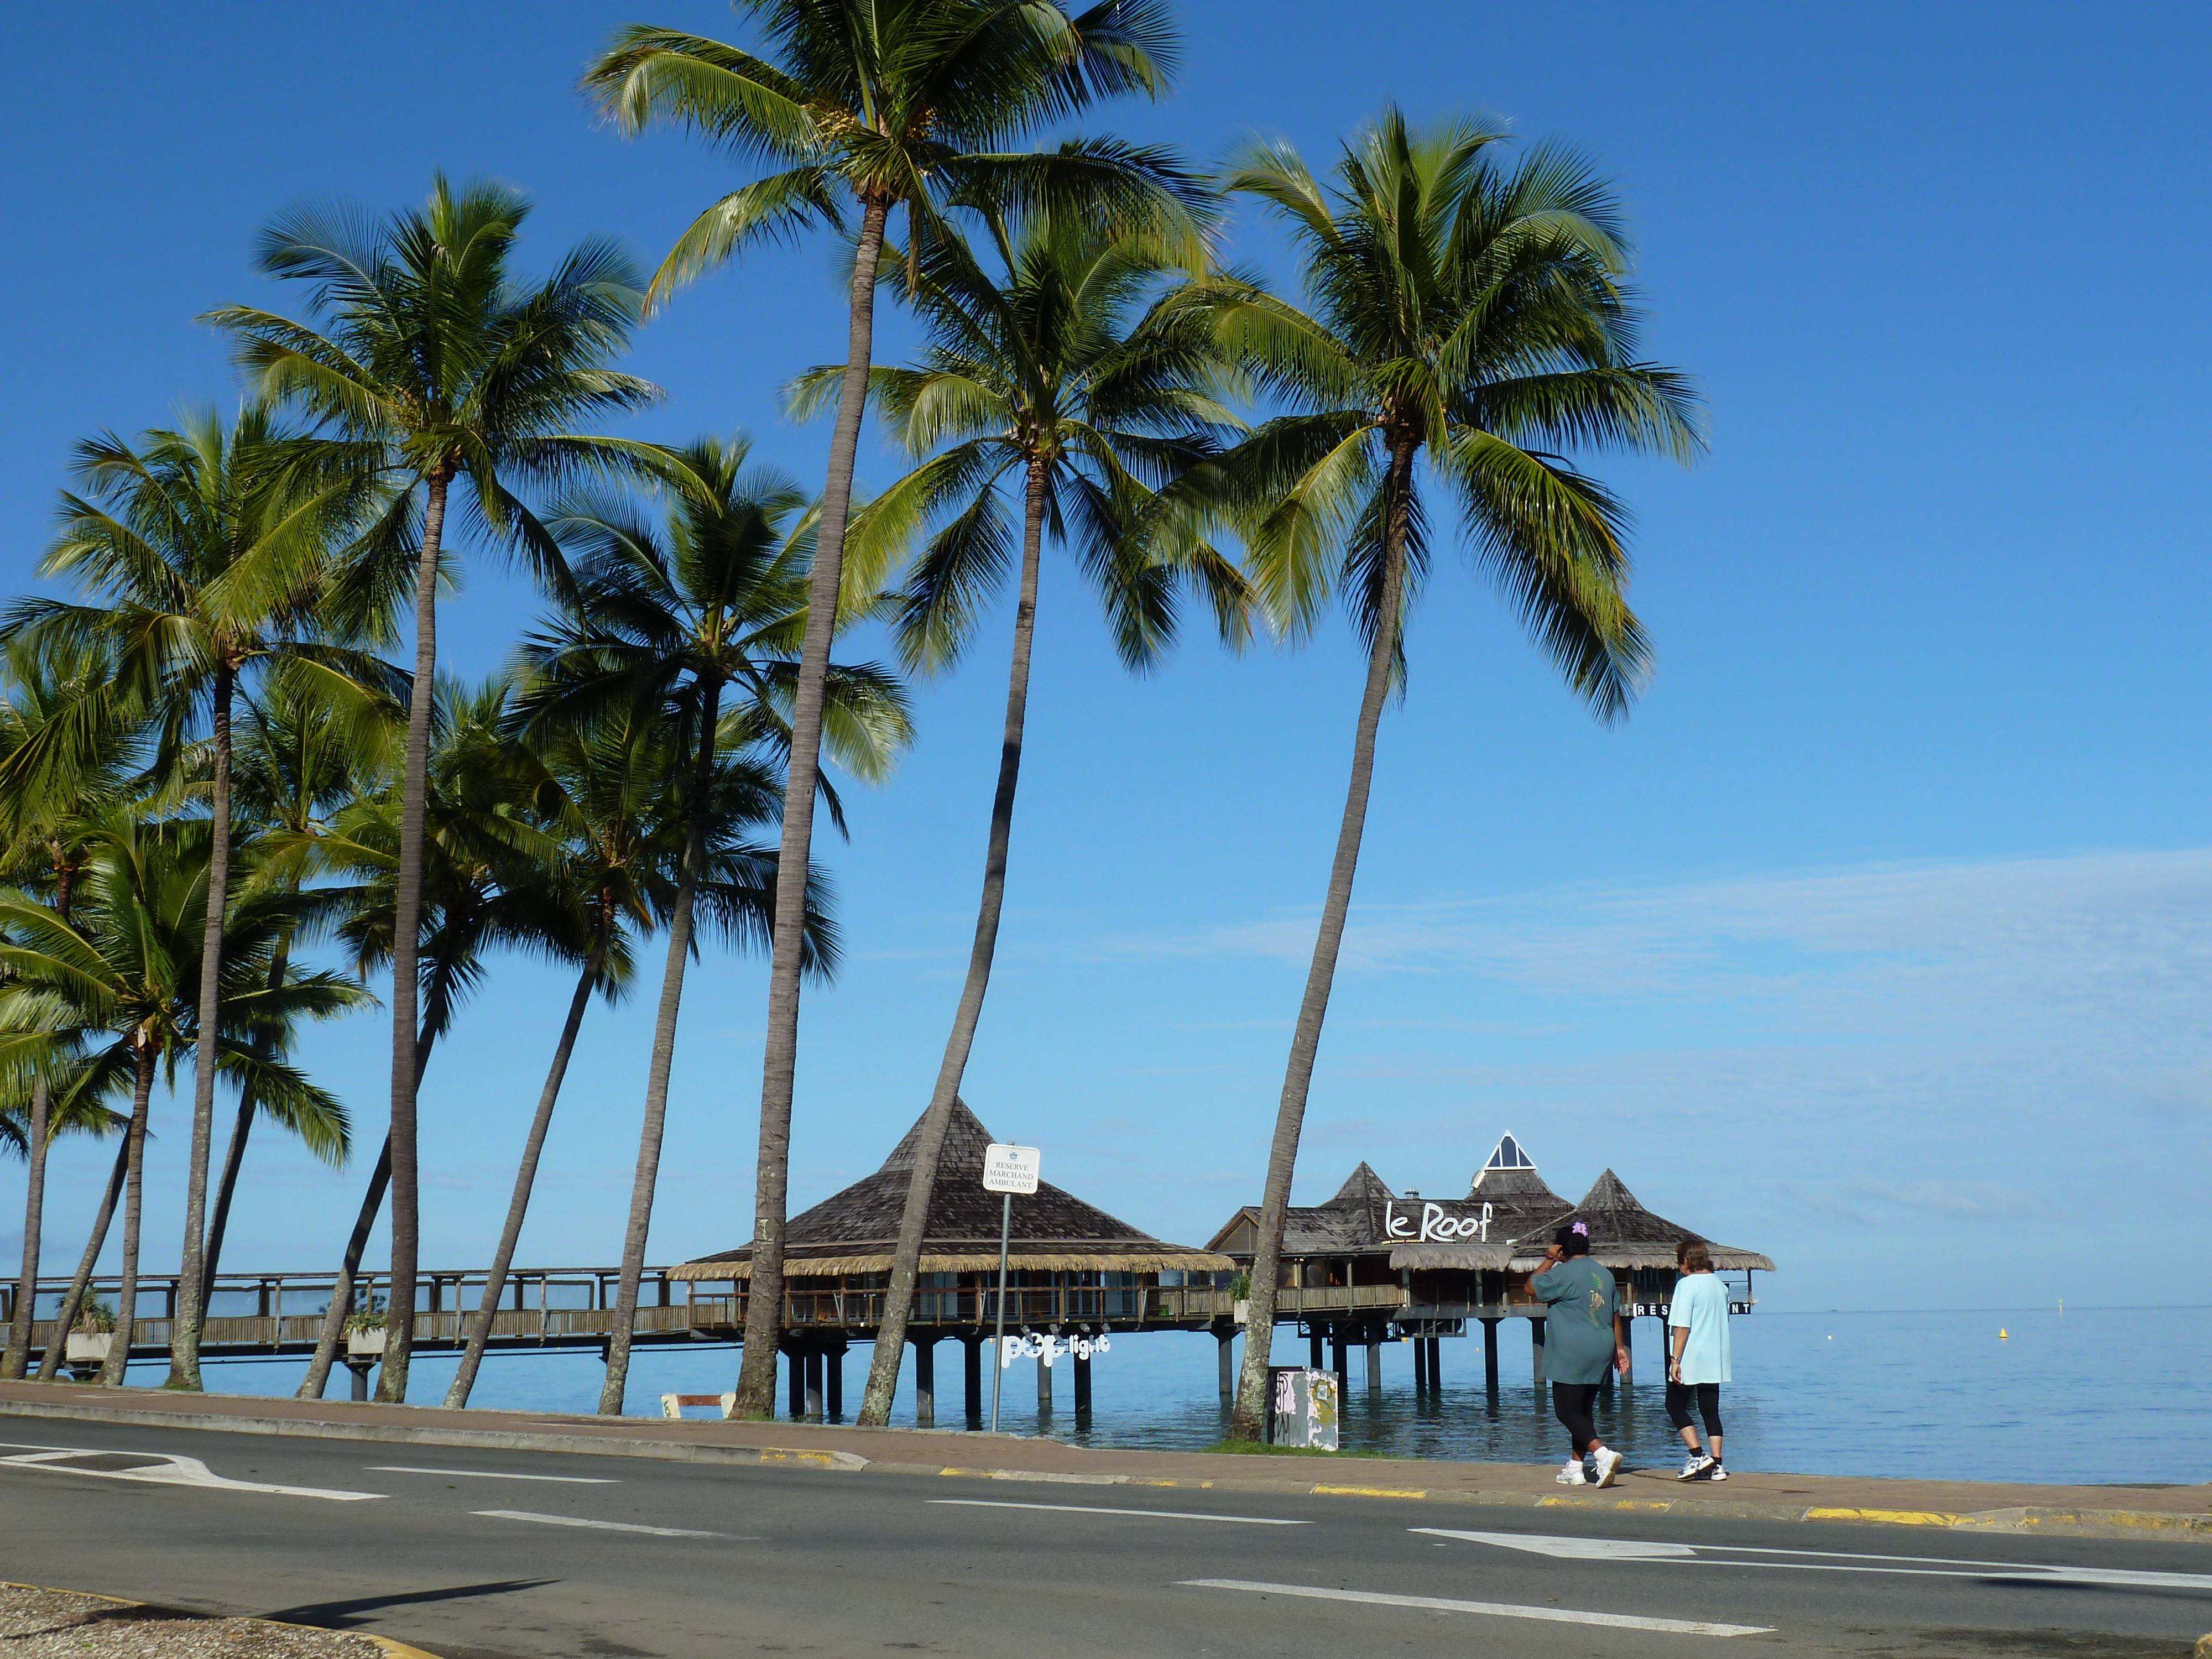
left=2, top=1579, right=445, bottom=1659
left=876, top=1458, right=2209, bottom=1542
left=6, top=1395, right=2204, bottom=1545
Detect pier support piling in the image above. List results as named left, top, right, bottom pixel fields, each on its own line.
left=1073, top=1351, right=1092, bottom=1415
left=344, top=1358, right=373, bottom=1402
left=1482, top=1318, right=1500, bottom=1392
left=825, top=1344, right=844, bottom=1420
left=1036, top=1349, right=1052, bottom=1411
left=787, top=1348, right=803, bottom=1419
left=1216, top=1330, right=1234, bottom=1405
left=1530, top=1316, right=1546, bottom=1390
left=963, top=1335, right=983, bottom=1426
left=1308, top=1329, right=1324, bottom=1370
left=1425, top=1335, right=1441, bottom=1389
left=913, top=1334, right=935, bottom=1427
left=804, top=1349, right=824, bottom=1422
left=1365, top=1333, right=1383, bottom=1390
left=1330, top=1332, right=1348, bottom=1399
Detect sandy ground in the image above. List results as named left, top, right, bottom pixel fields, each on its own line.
left=0, top=1584, right=386, bottom=1659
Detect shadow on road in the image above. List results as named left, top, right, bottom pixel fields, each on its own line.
left=262, top=1579, right=555, bottom=1628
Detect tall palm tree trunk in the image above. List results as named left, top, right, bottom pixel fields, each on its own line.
left=378, top=467, right=452, bottom=1404
left=601, top=681, right=721, bottom=1416
left=447, top=917, right=609, bottom=1410
left=296, top=1136, right=392, bottom=1400
left=858, top=457, right=1049, bottom=1426
left=96, top=1041, right=158, bottom=1387
left=199, top=1077, right=259, bottom=1308
left=299, top=1025, right=435, bottom=1400
left=734, top=195, right=891, bottom=1418
left=4, top=1081, right=51, bottom=1379
left=171, top=660, right=235, bottom=1388
left=200, top=940, right=292, bottom=1307
left=12, top=860, right=80, bottom=1379
left=37, top=1133, right=128, bottom=1381
left=1229, top=437, right=1413, bottom=1442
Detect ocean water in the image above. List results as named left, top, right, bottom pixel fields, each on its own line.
left=121, top=1305, right=2212, bottom=1487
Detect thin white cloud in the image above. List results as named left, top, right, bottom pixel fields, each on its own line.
left=1099, top=848, right=2212, bottom=1302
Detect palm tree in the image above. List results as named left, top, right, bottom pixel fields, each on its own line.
left=1, top=1012, right=131, bottom=1374
left=442, top=696, right=841, bottom=1408
left=294, top=675, right=572, bottom=1401
left=0, top=635, right=143, bottom=1380
left=6, top=406, right=388, bottom=1387
left=1202, top=111, right=1703, bottom=1439
left=0, top=823, right=364, bottom=1386
left=811, top=212, right=1249, bottom=1423
left=521, top=434, right=909, bottom=1413
left=199, top=677, right=401, bottom=1308
left=208, top=178, right=664, bottom=1400
left=581, top=0, right=1197, bottom=1417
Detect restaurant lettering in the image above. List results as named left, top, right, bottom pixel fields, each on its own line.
left=995, top=1332, right=1110, bottom=1368
left=1384, top=1200, right=1495, bottom=1243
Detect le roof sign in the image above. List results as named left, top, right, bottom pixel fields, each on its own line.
left=983, top=1143, right=1041, bottom=1195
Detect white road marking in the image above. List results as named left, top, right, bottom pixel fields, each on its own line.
left=1415, top=1530, right=1695, bottom=1561
left=1180, top=1579, right=1772, bottom=1636
left=930, top=1499, right=1308, bottom=1526
left=371, top=1465, right=617, bottom=1484
left=1415, top=1530, right=2212, bottom=1594
left=0, top=1447, right=380, bottom=1503
left=472, top=1509, right=731, bottom=1538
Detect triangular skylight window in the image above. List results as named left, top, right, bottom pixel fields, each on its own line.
left=1484, top=1133, right=1537, bottom=1172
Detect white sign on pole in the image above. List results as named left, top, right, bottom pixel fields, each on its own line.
left=982, top=1142, right=1040, bottom=1194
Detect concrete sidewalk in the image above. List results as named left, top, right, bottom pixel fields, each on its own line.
left=4, top=1378, right=2205, bottom=1545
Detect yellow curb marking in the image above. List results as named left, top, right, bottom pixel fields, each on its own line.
left=938, top=1467, right=993, bottom=1478
left=1312, top=1485, right=1430, bottom=1500
left=754, top=1449, right=841, bottom=1468
left=1804, top=1506, right=1962, bottom=1527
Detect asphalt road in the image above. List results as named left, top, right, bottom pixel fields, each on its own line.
left=2, top=1417, right=2206, bottom=1658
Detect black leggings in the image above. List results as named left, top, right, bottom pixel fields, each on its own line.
left=1553, top=1381, right=1601, bottom=1455
left=1666, top=1380, right=1724, bottom=1439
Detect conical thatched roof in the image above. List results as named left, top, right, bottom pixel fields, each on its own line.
left=1467, top=1131, right=1574, bottom=1246
left=1385, top=1135, right=1573, bottom=1269
left=671, top=1100, right=1232, bottom=1281
left=1206, top=1161, right=1399, bottom=1256
left=1515, top=1168, right=1776, bottom=1272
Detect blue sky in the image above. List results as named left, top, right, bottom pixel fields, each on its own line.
left=4, top=2, right=2209, bottom=1313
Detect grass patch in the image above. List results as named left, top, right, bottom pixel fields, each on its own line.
left=1201, top=1439, right=1402, bottom=1459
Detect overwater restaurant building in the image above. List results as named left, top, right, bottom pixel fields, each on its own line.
left=669, top=1101, right=1232, bottom=1422
left=1208, top=1134, right=1775, bottom=1391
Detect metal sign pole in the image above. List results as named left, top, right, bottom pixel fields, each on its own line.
left=989, top=1191, right=1011, bottom=1433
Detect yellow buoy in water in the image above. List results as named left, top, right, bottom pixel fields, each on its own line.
left=1999, top=1328, right=2008, bottom=1340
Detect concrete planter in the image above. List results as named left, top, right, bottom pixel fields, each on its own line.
left=1233, top=1300, right=1251, bottom=1327
left=65, top=1332, right=113, bottom=1363
left=345, top=1328, right=386, bottom=1357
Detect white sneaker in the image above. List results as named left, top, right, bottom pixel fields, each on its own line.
left=1677, top=1452, right=1710, bottom=1481
left=1554, top=1457, right=1588, bottom=1485
left=1708, top=1460, right=1728, bottom=1482
left=1589, top=1446, right=1624, bottom=1488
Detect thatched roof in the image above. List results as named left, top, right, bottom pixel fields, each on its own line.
left=1206, top=1162, right=1397, bottom=1258
left=1385, top=1134, right=1574, bottom=1270
left=1500, top=1168, right=1777, bottom=1273
left=671, top=1099, right=1232, bottom=1281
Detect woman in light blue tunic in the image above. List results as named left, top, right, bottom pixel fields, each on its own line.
left=1667, top=1238, right=1731, bottom=1480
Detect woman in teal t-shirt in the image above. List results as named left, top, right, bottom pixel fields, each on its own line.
left=1531, top=1220, right=1630, bottom=1488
